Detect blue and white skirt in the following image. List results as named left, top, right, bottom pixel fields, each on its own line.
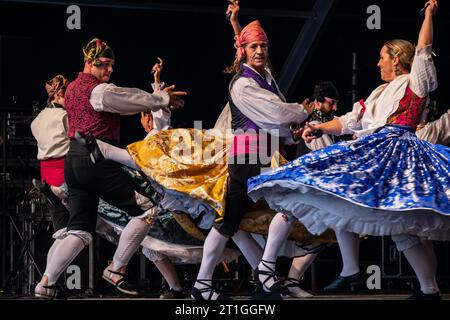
left=248, top=125, right=450, bottom=241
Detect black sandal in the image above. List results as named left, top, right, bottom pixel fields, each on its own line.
left=254, top=259, right=285, bottom=293
left=190, top=279, right=227, bottom=300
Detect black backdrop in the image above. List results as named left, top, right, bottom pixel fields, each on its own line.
left=1, top=0, right=450, bottom=297
left=1, top=0, right=449, bottom=145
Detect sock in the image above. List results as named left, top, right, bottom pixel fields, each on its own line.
left=288, top=252, right=318, bottom=280
left=421, top=239, right=438, bottom=289
left=46, top=239, right=62, bottom=269
left=258, top=213, right=293, bottom=291
left=97, top=139, right=139, bottom=170
left=335, top=229, right=360, bottom=277
left=194, top=228, right=228, bottom=300
left=403, top=242, right=439, bottom=294
left=112, top=218, right=150, bottom=271
left=154, top=258, right=182, bottom=291
left=232, top=230, right=263, bottom=269
left=44, top=234, right=86, bottom=285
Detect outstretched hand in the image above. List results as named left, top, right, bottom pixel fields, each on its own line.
left=164, top=84, right=187, bottom=111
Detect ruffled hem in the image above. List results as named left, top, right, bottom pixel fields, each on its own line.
left=250, top=182, right=450, bottom=241
left=98, top=217, right=240, bottom=264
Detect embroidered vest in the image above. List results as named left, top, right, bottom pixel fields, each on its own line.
left=66, top=72, right=120, bottom=142
left=228, top=66, right=281, bottom=157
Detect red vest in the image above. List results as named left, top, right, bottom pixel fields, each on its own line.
left=66, top=72, right=120, bottom=142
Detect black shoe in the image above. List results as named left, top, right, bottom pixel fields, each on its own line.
left=74, top=131, right=104, bottom=164
left=250, top=288, right=284, bottom=300
left=252, top=259, right=285, bottom=300
left=32, top=179, right=60, bottom=206
left=190, top=280, right=228, bottom=300
left=323, top=272, right=364, bottom=292
left=407, top=290, right=442, bottom=300
left=160, top=288, right=189, bottom=299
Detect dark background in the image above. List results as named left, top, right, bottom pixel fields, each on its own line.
left=1, top=0, right=450, bottom=296
left=0, top=0, right=449, bottom=145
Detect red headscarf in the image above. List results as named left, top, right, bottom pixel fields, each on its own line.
left=234, top=20, right=268, bottom=61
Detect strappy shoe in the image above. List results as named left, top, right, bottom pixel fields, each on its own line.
left=34, top=282, right=66, bottom=300
left=102, top=267, right=139, bottom=295
left=190, top=279, right=227, bottom=300
left=74, top=131, right=104, bottom=164
left=283, top=277, right=313, bottom=298
left=252, top=260, right=285, bottom=300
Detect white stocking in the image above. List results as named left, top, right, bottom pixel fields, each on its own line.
left=194, top=227, right=228, bottom=300
left=258, top=213, right=293, bottom=291
left=335, top=229, right=360, bottom=277
left=46, top=239, right=62, bottom=269
left=154, top=257, right=182, bottom=291
left=112, top=218, right=150, bottom=271
left=44, top=234, right=87, bottom=285
left=232, top=230, right=263, bottom=269
left=97, top=139, right=139, bottom=170
left=421, top=239, right=438, bottom=288
left=288, top=252, right=318, bottom=280
left=403, top=242, right=439, bottom=294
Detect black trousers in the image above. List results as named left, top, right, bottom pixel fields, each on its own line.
left=48, top=202, right=70, bottom=232
left=214, top=158, right=262, bottom=237
left=65, top=140, right=150, bottom=235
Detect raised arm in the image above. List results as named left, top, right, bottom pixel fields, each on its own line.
left=417, top=0, right=438, bottom=49
left=151, top=57, right=164, bottom=86
left=227, top=1, right=242, bottom=36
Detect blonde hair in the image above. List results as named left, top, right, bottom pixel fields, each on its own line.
left=383, top=39, right=415, bottom=72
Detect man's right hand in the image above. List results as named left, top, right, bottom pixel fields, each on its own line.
left=163, top=84, right=187, bottom=111
left=227, top=0, right=240, bottom=23
left=301, top=98, right=314, bottom=115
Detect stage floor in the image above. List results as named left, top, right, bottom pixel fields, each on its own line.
left=1, top=293, right=449, bottom=300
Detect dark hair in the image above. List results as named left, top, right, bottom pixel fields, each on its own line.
left=312, top=81, right=339, bottom=102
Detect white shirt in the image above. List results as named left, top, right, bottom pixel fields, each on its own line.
left=339, top=45, right=438, bottom=137
left=144, top=82, right=171, bottom=138
left=230, top=64, right=310, bottom=144
left=89, top=83, right=170, bottom=115
left=416, top=108, right=450, bottom=145
left=31, top=106, right=70, bottom=160
left=145, top=109, right=172, bottom=138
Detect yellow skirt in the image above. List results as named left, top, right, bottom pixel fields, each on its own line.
left=127, top=128, right=335, bottom=243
